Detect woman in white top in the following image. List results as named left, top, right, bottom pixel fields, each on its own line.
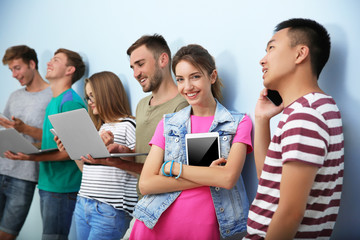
left=56, top=71, right=137, bottom=240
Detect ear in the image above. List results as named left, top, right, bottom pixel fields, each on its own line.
left=29, top=60, right=36, bottom=70
left=295, top=45, right=309, bottom=64
left=158, top=52, right=169, bottom=68
left=210, top=69, right=217, bottom=84
left=65, top=65, right=76, bottom=76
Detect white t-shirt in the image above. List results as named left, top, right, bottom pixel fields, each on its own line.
left=78, top=118, right=138, bottom=213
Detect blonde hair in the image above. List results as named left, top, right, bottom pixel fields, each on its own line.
left=85, top=71, right=134, bottom=130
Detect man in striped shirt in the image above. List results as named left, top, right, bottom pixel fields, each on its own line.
left=245, top=18, right=344, bottom=239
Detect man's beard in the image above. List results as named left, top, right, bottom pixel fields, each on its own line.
left=144, top=65, right=162, bottom=93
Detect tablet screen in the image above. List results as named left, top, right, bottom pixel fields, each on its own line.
left=186, top=132, right=220, bottom=166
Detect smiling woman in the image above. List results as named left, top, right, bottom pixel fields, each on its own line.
left=130, top=44, right=253, bottom=240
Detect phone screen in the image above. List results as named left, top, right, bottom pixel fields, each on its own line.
left=266, top=89, right=283, bottom=106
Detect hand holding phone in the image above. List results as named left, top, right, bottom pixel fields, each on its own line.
left=266, top=89, right=283, bottom=106
left=50, top=128, right=58, bottom=137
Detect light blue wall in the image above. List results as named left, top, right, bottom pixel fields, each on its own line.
left=0, top=0, right=359, bottom=239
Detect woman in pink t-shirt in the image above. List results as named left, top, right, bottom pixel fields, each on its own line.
left=130, top=44, right=252, bottom=240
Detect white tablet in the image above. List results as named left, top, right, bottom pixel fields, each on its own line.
left=185, top=132, right=220, bottom=166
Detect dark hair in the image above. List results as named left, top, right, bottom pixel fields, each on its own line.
left=275, top=18, right=330, bottom=78
left=55, top=48, right=85, bottom=84
left=2, top=45, right=39, bottom=70
left=172, top=44, right=223, bottom=102
left=85, top=71, right=134, bottom=130
left=127, top=34, right=171, bottom=70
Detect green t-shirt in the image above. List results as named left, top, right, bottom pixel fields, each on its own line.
left=38, top=89, right=87, bottom=193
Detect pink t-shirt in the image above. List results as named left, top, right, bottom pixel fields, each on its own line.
left=130, top=114, right=253, bottom=240
left=150, top=114, right=253, bottom=153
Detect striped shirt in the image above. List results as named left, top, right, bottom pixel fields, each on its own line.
left=78, top=118, right=138, bottom=214
left=245, top=93, right=344, bottom=239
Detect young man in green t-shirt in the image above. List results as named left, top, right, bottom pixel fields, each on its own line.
left=5, top=48, right=86, bottom=240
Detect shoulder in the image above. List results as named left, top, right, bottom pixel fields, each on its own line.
left=239, top=114, right=252, bottom=125
left=60, top=90, right=86, bottom=112
left=8, top=88, right=26, bottom=98
left=164, top=104, right=191, bottom=119
left=41, top=86, right=53, bottom=96
left=282, top=101, right=330, bottom=140
left=120, top=118, right=136, bottom=129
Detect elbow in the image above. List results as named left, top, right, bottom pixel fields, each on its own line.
left=138, top=178, right=153, bottom=196
left=138, top=179, right=148, bottom=196
left=288, top=209, right=306, bottom=224
left=221, top=172, right=238, bottom=190
left=277, top=204, right=306, bottom=226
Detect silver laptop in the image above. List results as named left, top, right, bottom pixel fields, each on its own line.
left=48, top=108, right=147, bottom=160
left=0, top=128, right=56, bottom=157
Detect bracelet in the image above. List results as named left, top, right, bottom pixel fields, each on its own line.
left=161, top=160, right=172, bottom=177
left=169, top=160, right=174, bottom=177
left=175, top=162, right=183, bottom=179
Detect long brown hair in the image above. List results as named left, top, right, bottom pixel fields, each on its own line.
left=172, top=44, right=223, bottom=103
left=85, top=71, right=134, bottom=130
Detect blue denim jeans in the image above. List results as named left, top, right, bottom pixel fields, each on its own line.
left=39, top=189, right=77, bottom=240
left=0, top=175, right=36, bottom=236
left=75, top=196, right=132, bottom=240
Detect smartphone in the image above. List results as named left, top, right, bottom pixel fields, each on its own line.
left=266, top=89, right=283, bottom=106
left=50, top=128, right=58, bottom=137
left=0, top=113, right=10, bottom=121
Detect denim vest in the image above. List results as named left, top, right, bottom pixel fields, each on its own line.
left=133, top=100, right=249, bottom=237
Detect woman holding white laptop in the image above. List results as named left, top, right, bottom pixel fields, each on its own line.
left=129, top=44, right=253, bottom=240
left=55, top=71, right=137, bottom=240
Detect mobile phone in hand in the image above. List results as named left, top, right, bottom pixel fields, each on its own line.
left=50, top=128, right=58, bottom=137
left=266, top=89, right=283, bottom=106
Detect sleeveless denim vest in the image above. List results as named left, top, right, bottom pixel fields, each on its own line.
left=133, top=100, right=249, bottom=237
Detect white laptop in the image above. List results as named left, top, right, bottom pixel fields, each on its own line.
left=48, top=108, right=147, bottom=160
left=0, top=128, right=56, bottom=157
left=185, top=132, right=220, bottom=166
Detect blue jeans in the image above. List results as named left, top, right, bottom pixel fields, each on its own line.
left=39, top=189, right=77, bottom=240
left=75, top=196, right=132, bottom=240
left=0, top=175, right=36, bottom=236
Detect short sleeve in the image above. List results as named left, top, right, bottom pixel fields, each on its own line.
left=125, top=120, right=136, bottom=150
left=281, top=107, right=328, bottom=167
left=149, top=118, right=165, bottom=150
left=233, top=114, right=253, bottom=153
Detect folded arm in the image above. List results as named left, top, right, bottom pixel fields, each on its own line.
left=139, top=145, right=202, bottom=195
left=163, top=142, right=247, bottom=190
